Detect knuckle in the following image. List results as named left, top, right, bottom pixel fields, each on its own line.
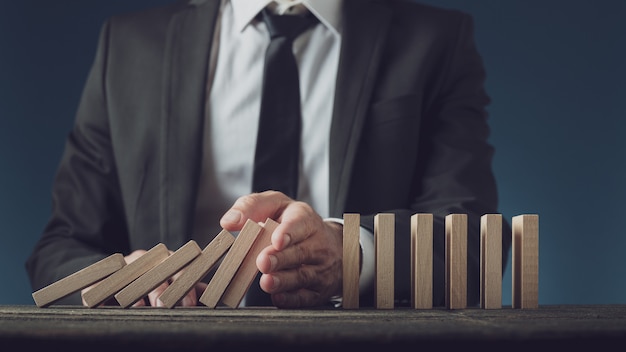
left=235, top=193, right=262, bottom=209
left=296, top=265, right=316, bottom=286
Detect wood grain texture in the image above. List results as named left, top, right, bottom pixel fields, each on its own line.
left=114, top=240, right=201, bottom=308
left=221, top=218, right=278, bottom=308
left=342, top=213, right=361, bottom=309
left=445, top=214, right=467, bottom=310
left=411, top=213, right=433, bottom=309
left=158, top=230, right=235, bottom=308
left=32, top=253, right=126, bottom=308
left=82, top=243, right=169, bottom=308
left=480, top=214, right=502, bottom=309
left=374, top=213, right=395, bottom=309
left=199, top=219, right=263, bottom=308
left=512, top=214, right=539, bottom=309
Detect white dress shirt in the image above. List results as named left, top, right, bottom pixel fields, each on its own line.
left=192, top=0, right=374, bottom=298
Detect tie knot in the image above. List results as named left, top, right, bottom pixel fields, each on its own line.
left=261, top=9, right=318, bottom=40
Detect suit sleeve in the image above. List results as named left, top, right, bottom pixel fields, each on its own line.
left=25, top=20, right=131, bottom=305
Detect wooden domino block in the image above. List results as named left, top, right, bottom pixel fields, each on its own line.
left=374, top=213, right=394, bottom=309
left=32, top=253, right=126, bottom=308
left=221, top=218, right=278, bottom=308
left=480, top=214, right=502, bottom=309
left=199, top=219, right=263, bottom=308
left=445, top=214, right=467, bottom=310
left=82, top=243, right=170, bottom=308
left=157, top=230, right=235, bottom=308
left=411, top=213, right=433, bottom=309
left=512, top=214, right=539, bottom=309
left=342, top=213, right=361, bottom=309
left=115, top=240, right=202, bottom=308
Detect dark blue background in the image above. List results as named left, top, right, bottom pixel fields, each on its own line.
left=1, top=0, right=625, bottom=305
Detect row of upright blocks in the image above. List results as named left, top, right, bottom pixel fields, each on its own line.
left=32, top=213, right=538, bottom=310
left=342, top=213, right=539, bottom=310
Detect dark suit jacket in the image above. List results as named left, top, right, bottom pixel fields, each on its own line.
left=26, top=0, right=512, bottom=307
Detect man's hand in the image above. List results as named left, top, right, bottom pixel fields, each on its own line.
left=220, top=191, right=343, bottom=308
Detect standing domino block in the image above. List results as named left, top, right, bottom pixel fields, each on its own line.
left=32, top=253, right=126, bottom=308
left=342, top=213, right=361, bottom=309
left=512, top=214, right=539, bottom=309
left=411, top=213, right=433, bottom=309
left=158, top=230, right=235, bottom=308
left=221, top=219, right=278, bottom=308
left=82, top=243, right=170, bottom=308
left=445, top=214, right=467, bottom=309
left=480, top=214, right=502, bottom=309
left=374, top=213, right=395, bottom=309
left=115, top=240, right=202, bottom=308
left=199, top=219, right=263, bottom=308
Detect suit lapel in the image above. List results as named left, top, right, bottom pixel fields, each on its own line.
left=159, top=0, right=220, bottom=246
left=328, top=0, right=392, bottom=216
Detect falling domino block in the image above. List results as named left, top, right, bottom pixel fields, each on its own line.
left=512, top=214, right=539, bottom=309
left=342, top=213, right=361, bottom=309
left=374, top=213, right=394, bottom=309
left=158, top=230, right=235, bottom=308
left=199, top=219, right=263, bottom=308
left=221, top=218, right=278, bottom=308
left=82, top=243, right=170, bottom=308
left=445, top=214, right=467, bottom=309
left=411, top=213, right=433, bottom=309
left=32, top=253, right=126, bottom=308
left=115, top=240, right=202, bottom=308
left=480, top=214, right=502, bottom=309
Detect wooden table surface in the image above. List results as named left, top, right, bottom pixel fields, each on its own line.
left=2, top=304, right=626, bottom=351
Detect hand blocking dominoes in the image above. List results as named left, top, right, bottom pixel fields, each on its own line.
left=32, top=214, right=538, bottom=310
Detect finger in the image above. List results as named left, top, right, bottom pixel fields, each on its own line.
left=124, top=249, right=147, bottom=264
left=179, top=289, right=197, bottom=307
left=219, top=191, right=292, bottom=231
left=194, top=281, right=208, bottom=297
left=256, top=243, right=314, bottom=274
left=148, top=281, right=169, bottom=307
left=259, top=265, right=319, bottom=294
left=132, top=297, right=146, bottom=307
left=270, top=202, right=321, bottom=251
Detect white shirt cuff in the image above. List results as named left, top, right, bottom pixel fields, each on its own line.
left=325, top=217, right=375, bottom=296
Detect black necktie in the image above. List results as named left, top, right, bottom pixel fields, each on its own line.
left=251, top=9, right=318, bottom=200
left=246, top=9, right=318, bottom=307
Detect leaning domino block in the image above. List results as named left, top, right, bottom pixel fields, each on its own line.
left=199, top=219, right=263, bottom=308
left=115, top=240, right=202, bottom=308
left=32, top=253, right=126, bottom=308
left=221, top=218, right=278, bottom=308
left=157, top=230, right=235, bottom=308
left=82, top=243, right=169, bottom=308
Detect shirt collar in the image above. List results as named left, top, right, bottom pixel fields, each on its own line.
left=230, top=0, right=343, bottom=36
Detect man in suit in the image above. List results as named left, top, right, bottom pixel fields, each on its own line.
left=26, top=0, right=512, bottom=308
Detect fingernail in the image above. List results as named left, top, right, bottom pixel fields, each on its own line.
left=269, top=255, right=278, bottom=271
left=221, top=210, right=241, bottom=224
